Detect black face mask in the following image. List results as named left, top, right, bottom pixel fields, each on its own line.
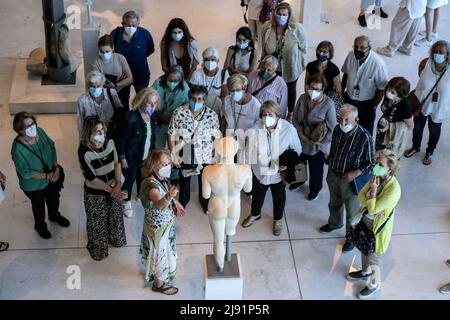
left=354, top=49, right=366, bottom=60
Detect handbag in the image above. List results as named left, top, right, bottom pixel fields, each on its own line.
left=351, top=171, right=372, bottom=196
left=304, top=97, right=328, bottom=143
left=407, top=67, right=447, bottom=116
left=346, top=210, right=394, bottom=255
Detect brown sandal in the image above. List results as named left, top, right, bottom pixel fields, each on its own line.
left=404, top=148, right=419, bottom=158
left=423, top=153, right=432, bottom=165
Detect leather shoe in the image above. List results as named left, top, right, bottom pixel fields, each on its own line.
left=342, top=240, right=355, bottom=252
left=35, top=227, right=52, bottom=239
left=49, top=215, right=70, bottom=227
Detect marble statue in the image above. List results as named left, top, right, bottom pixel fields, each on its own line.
left=202, top=137, right=252, bottom=271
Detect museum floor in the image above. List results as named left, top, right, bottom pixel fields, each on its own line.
left=0, top=0, right=449, bottom=300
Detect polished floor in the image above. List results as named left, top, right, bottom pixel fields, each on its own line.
left=0, top=0, right=449, bottom=300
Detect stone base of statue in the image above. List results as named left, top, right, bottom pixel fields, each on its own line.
left=204, top=253, right=243, bottom=300
left=8, top=54, right=85, bottom=115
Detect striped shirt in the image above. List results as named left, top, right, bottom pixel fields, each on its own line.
left=78, top=139, right=119, bottom=195
left=247, top=71, right=288, bottom=118
left=329, top=124, right=374, bottom=176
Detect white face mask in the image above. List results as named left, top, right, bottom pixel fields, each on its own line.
left=264, top=116, right=277, bottom=128
left=386, top=91, right=397, bottom=101
left=308, top=90, right=321, bottom=100
left=231, top=90, right=244, bottom=102
left=340, top=123, right=353, bottom=133
left=158, top=165, right=171, bottom=179
left=94, top=134, right=105, bottom=144
left=25, top=124, right=37, bottom=138
left=125, top=26, right=137, bottom=36
left=204, top=61, right=218, bottom=71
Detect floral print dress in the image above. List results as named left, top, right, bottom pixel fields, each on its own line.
left=139, top=177, right=177, bottom=283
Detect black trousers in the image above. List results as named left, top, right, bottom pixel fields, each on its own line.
left=412, top=112, right=442, bottom=155
left=24, top=182, right=62, bottom=231
left=301, top=151, right=325, bottom=194
left=122, top=164, right=143, bottom=201
left=286, top=78, right=299, bottom=113
left=251, top=174, right=286, bottom=221
left=177, top=168, right=209, bottom=211
left=118, top=80, right=150, bottom=111
left=344, top=92, right=376, bottom=136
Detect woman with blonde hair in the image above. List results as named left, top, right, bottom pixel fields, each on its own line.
left=116, top=88, right=159, bottom=218
left=346, top=149, right=401, bottom=299
left=139, top=149, right=185, bottom=295
left=260, top=1, right=307, bottom=120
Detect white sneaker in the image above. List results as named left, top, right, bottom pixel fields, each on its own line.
left=123, top=201, right=133, bottom=218
left=419, top=30, right=438, bottom=38
left=415, top=38, right=432, bottom=47
left=376, top=47, right=394, bottom=57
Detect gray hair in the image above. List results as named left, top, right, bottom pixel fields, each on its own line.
left=166, top=64, right=184, bottom=80
left=430, top=40, right=450, bottom=60
left=203, top=47, right=220, bottom=60
left=227, top=73, right=248, bottom=89
left=340, top=104, right=358, bottom=118
left=260, top=55, right=279, bottom=70
left=86, top=70, right=105, bottom=87
left=122, top=10, right=140, bottom=22
left=355, top=35, right=372, bottom=49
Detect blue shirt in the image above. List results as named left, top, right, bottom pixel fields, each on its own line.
left=111, top=26, right=155, bottom=85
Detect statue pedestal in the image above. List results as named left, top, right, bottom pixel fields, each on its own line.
left=8, top=55, right=85, bottom=115
left=204, top=253, right=243, bottom=300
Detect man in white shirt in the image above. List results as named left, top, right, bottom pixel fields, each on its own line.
left=342, top=36, right=389, bottom=136
left=377, top=0, right=427, bottom=57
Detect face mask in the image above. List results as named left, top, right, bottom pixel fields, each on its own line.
left=90, top=87, right=103, bottom=98
left=373, top=164, right=386, bottom=177
left=308, top=89, right=321, bottom=100
left=172, top=32, right=184, bottom=42
left=317, top=54, right=328, bottom=62
left=94, top=134, right=105, bottom=144
left=25, top=124, right=37, bottom=138
left=433, top=53, right=446, bottom=64
left=264, top=116, right=277, bottom=128
left=189, top=101, right=203, bottom=112
left=276, top=15, right=288, bottom=26
left=237, top=42, right=249, bottom=50
left=354, top=49, right=366, bottom=60
left=340, top=123, right=353, bottom=133
left=99, top=51, right=112, bottom=61
left=125, top=26, right=137, bottom=36
left=231, top=90, right=244, bottom=102
left=386, top=91, right=397, bottom=101
left=158, top=165, right=171, bottom=179
left=259, top=70, right=272, bottom=81
left=167, top=80, right=180, bottom=90
left=204, top=61, right=217, bottom=71
left=145, top=105, right=155, bottom=116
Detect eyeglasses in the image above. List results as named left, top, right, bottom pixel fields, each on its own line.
left=24, top=122, right=35, bottom=129
left=353, top=45, right=369, bottom=51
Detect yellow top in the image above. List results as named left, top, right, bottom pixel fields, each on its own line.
left=358, top=176, right=401, bottom=254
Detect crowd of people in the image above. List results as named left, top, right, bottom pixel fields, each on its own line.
left=1, top=0, right=449, bottom=298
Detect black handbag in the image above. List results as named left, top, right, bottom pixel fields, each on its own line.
left=346, top=210, right=394, bottom=255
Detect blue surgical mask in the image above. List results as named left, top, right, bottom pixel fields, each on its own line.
left=145, top=104, right=155, bottom=116
left=237, top=42, right=249, bottom=50
left=373, top=164, right=386, bottom=177
left=99, top=51, right=112, bottom=61
left=434, top=53, right=446, bottom=64
left=190, top=101, right=203, bottom=112
left=318, top=55, right=328, bottom=62
left=172, top=32, right=184, bottom=42
left=125, top=26, right=137, bottom=36
left=276, top=15, right=288, bottom=26
left=89, top=87, right=103, bottom=98
left=231, top=90, right=244, bottom=102
left=167, top=80, right=180, bottom=90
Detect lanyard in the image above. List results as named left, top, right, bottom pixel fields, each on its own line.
left=231, top=101, right=243, bottom=132
left=354, top=57, right=370, bottom=88
left=204, top=71, right=219, bottom=93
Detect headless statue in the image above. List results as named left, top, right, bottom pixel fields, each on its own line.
left=202, top=137, right=252, bottom=271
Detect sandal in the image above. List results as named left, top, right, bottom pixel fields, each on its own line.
left=0, top=242, right=9, bottom=252
left=423, top=153, right=432, bottom=165
left=404, top=148, right=420, bottom=158
left=152, top=282, right=179, bottom=295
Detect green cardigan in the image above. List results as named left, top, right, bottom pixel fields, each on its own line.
left=11, top=127, right=57, bottom=192
left=358, top=176, right=401, bottom=255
